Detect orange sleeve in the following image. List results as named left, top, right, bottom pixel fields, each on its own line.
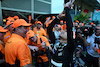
left=17, top=42, right=32, bottom=66
left=26, top=39, right=32, bottom=45
left=42, top=29, right=47, bottom=36
left=42, top=37, right=50, bottom=47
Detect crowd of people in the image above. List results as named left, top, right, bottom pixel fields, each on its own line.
left=0, top=0, right=100, bottom=67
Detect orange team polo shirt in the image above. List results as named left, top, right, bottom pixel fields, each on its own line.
left=33, top=27, right=47, bottom=37
left=27, top=36, right=50, bottom=63
left=5, top=34, right=32, bottom=66
left=45, top=20, right=53, bottom=28
left=4, top=30, right=12, bottom=44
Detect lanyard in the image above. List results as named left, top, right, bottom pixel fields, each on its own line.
left=37, top=31, right=40, bottom=36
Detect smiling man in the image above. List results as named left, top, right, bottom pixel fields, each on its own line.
left=5, top=19, right=33, bottom=67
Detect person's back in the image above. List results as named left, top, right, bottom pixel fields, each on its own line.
left=5, top=33, right=32, bottom=66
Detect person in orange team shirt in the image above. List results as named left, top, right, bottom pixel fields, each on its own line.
left=26, top=30, right=53, bottom=67
left=33, top=21, right=47, bottom=37
left=0, top=26, right=8, bottom=67
left=5, top=19, right=33, bottom=67
left=57, top=20, right=66, bottom=32
left=4, top=18, right=14, bottom=44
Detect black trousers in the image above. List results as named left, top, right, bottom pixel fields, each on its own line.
left=85, top=53, right=99, bottom=67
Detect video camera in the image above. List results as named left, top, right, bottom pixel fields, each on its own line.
left=32, top=50, right=46, bottom=57
left=76, top=25, right=95, bottom=37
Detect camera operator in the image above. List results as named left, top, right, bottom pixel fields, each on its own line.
left=73, top=27, right=86, bottom=66
left=78, top=25, right=100, bottom=67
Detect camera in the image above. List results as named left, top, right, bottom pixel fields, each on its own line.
left=82, top=27, right=89, bottom=36
left=78, top=25, right=95, bottom=37
left=82, top=27, right=95, bottom=36
left=75, top=26, right=95, bottom=48
left=94, top=37, right=100, bottom=44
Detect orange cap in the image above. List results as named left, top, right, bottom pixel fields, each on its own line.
left=46, top=17, right=49, bottom=20
left=13, top=19, right=32, bottom=28
left=75, top=20, right=79, bottom=23
left=9, top=18, right=14, bottom=21
left=35, top=21, right=38, bottom=24
left=26, top=30, right=34, bottom=40
left=52, top=16, right=56, bottom=19
left=6, top=20, right=14, bottom=27
left=60, top=20, right=63, bottom=23
left=0, top=26, right=8, bottom=32
left=36, top=21, right=42, bottom=25
left=64, top=21, right=66, bottom=24
left=73, top=22, right=75, bottom=24
left=13, top=16, right=19, bottom=20
left=7, top=16, right=12, bottom=20
left=90, top=22, right=94, bottom=25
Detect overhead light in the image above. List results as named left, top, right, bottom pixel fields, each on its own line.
left=3, top=19, right=6, bottom=22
